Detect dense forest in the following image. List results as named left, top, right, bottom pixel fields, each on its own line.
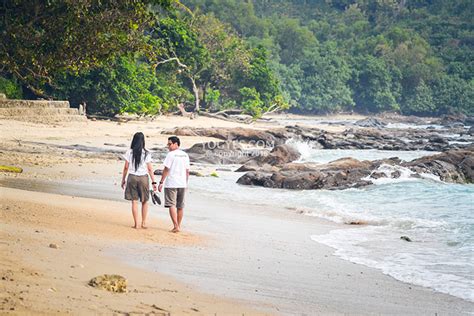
left=0, top=0, right=472, bottom=117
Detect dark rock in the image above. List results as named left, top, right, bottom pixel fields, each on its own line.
left=428, top=135, right=448, bottom=144
left=237, top=144, right=300, bottom=171
left=237, top=148, right=474, bottom=190
left=354, top=118, right=386, bottom=128
left=437, top=113, right=467, bottom=126
left=468, top=126, right=474, bottom=136
left=448, top=122, right=465, bottom=128
left=185, top=140, right=258, bottom=164
left=403, top=148, right=474, bottom=183
left=236, top=171, right=271, bottom=186
left=400, top=236, right=412, bottom=242
left=163, top=126, right=287, bottom=145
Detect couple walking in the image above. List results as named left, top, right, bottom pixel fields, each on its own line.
left=121, top=132, right=189, bottom=233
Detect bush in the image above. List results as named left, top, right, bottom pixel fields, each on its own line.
left=0, top=76, right=22, bottom=99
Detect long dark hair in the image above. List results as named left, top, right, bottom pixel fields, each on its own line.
left=130, top=132, right=148, bottom=170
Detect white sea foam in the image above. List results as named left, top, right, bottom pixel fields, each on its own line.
left=312, top=226, right=474, bottom=302
left=285, top=139, right=438, bottom=164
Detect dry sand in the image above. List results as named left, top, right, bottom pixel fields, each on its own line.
left=0, top=188, right=265, bottom=315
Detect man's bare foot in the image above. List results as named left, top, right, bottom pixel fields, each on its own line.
left=141, top=224, right=148, bottom=229
left=132, top=225, right=138, bottom=229
left=171, top=227, right=180, bottom=233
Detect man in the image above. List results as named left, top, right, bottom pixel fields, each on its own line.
left=158, top=136, right=190, bottom=233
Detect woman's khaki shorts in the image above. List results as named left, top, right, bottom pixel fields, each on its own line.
left=125, top=174, right=149, bottom=202
left=164, top=188, right=186, bottom=208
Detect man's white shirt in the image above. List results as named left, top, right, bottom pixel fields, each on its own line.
left=163, top=149, right=190, bottom=188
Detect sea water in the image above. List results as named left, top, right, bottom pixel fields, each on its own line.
left=191, top=145, right=474, bottom=302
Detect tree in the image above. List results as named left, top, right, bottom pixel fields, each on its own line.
left=402, top=80, right=434, bottom=115
left=350, top=55, right=400, bottom=112
left=0, top=0, right=173, bottom=97
left=52, top=55, right=168, bottom=116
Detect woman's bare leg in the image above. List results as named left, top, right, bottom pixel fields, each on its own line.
left=131, top=200, right=139, bottom=228
left=141, top=201, right=148, bottom=228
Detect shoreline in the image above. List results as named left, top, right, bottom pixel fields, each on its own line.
left=2, top=183, right=473, bottom=315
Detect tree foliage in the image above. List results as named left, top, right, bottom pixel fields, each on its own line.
left=1, top=0, right=472, bottom=117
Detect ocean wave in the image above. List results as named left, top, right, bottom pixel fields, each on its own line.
left=311, top=228, right=474, bottom=302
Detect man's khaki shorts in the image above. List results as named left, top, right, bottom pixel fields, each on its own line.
left=124, top=174, right=149, bottom=202
left=164, top=188, right=186, bottom=208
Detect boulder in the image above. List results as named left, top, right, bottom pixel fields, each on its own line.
left=237, top=149, right=474, bottom=190
left=354, top=117, right=387, bottom=128
left=186, top=140, right=259, bottom=164
left=403, top=148, right=474, bottom=183
left=468, top=126, right=474, bottom=136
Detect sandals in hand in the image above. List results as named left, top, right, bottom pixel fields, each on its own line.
left=150, top=190, right=161, bottom=205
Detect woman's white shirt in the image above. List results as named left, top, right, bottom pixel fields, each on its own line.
left=123, top=149, right=152, bottom=176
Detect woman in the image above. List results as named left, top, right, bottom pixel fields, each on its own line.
left=121, top=132, right=157, bottom=229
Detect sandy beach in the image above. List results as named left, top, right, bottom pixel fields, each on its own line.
left=1, top=116, right=473, bottom=315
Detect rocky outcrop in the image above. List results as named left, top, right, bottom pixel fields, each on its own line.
left=354, top=117, right=386, bottom=128
left=166, top=124, right=472, bottom=153
left=186, top=140, right=264, bottom=164
left=237, top=148, right=474, bottom=190
left=435, top=114, right=468, bottom=127
left=237, top=157, right=376, bottom=190
left=403, top=148, right=474, bottom=183
left=235, top=144, right=300, bottom=171
left=163, top=127, right=288, bottom=145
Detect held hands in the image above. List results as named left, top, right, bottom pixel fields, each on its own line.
left=152, top=183, right=158, bottom=192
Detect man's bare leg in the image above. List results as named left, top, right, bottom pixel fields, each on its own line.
left=131, top=200, right=139, bottom=229
left=168, top=206, right=179, bottom=232
left=141, top=201, right=148, bottom=229
left=177, top=208, right=184, bottom=230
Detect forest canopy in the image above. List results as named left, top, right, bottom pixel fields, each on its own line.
left=1, top=0, right=472, bottom=117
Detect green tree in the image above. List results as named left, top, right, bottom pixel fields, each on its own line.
left=53, top=56, right=169, bottom=115
left=0, top=0, right=173, bottom=98
left=0, top=76, right=23, bottom=99
left=402, top=80, right=434, bottom=115
left=350, top=55, right=400, bottom=112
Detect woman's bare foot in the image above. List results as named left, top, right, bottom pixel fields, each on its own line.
left=141, top=224, right=148, bottom=229
left=171, top=227, right=180, bottom=233
left=132, top=225, right=138, bottom=229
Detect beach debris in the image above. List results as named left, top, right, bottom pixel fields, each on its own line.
left=400, top=236, right=412, bottom=242
left=70, top=264, right=84, bottom=269
left=88, top=274, right=127, bottom=293
left=347, top=221, right=367, bottom=225
left=152, top=304, right=169, bottom=312
left=190, top=170, right=204, bottom=177
left=209, top=171, right=219, bottom=177
left=0, top=165, right=23, bottom=173
left=49, top=243, right=59, bottom=249
left=48, top=287, right=57, bottom=292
